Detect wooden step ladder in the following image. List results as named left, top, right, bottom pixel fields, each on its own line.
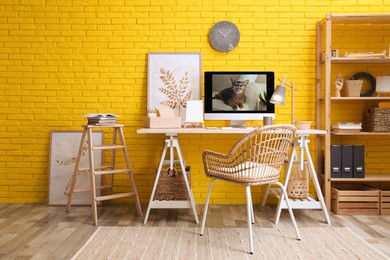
left=65, top=124, right=142, bottom=225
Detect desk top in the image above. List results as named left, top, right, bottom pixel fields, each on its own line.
left=137, top=127, right=327, bottom=136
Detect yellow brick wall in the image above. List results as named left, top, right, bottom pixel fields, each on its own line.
left=1, top=1, right=390, bottom=204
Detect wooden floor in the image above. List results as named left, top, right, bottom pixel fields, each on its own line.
left=0, top=203, right=389, bottom=259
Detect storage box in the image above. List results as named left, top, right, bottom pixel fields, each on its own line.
left=331, top=184, right=379, bottom=215
left=343, top=80, right=362, bottom=97
left=143, top=116, right=181, bottom=128
left=380, top=189, right=390, bottom=215
left=362, top=108, right=390, bottom=132
left=154, top=161, right=190, bottom=201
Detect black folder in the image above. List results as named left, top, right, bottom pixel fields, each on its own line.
left=353, top=145, right=365, bottom=178
left=341, top=145, right=353, bottom=178
left=331, top=145, right=342, bottom=178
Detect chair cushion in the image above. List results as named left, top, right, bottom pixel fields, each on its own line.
left=208, top=161, right=280, bottom=185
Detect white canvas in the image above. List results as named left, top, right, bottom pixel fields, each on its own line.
left=48, top=131, right=103, bottom=205
left=185, top=100, right=204, bottom=123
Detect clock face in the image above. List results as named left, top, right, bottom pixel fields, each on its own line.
left=209, top=21, right=240, bottom=52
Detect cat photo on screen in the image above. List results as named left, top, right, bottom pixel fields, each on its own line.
left=211, top=74, right=267, bottom=111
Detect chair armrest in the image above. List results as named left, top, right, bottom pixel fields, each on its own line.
left=202, top=150, right=232, bottom=164
left=202, top=150, right=237, bottom=177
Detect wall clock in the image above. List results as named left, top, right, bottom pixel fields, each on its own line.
left=209, top=21, right=240, bottom=52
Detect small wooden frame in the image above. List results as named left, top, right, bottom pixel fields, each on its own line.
left=183, top=122, right=204, bottom=128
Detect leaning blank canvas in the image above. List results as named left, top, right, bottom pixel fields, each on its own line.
left=48, top=131, right=103, bottom=205
left=185, top=100, right=204, bottom=123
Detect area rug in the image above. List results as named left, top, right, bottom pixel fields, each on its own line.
left=72, top=226, right=388, bottom=260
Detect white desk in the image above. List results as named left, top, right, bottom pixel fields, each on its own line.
left=137, top=127, right=251, bottom=224
left=137, top=127, right=330, bottom=225
left=262, top=129, right=331, bottom=225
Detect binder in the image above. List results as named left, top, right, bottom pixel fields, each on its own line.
left=331, top=145, right=342, bottom=178
left=353, top=145, right=365, bottom=178
left=341, top=145, right=353, bottom=178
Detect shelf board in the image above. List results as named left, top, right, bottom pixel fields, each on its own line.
left=319, top=97, right=390, bottom=102
left=331, top=57, right=390, bottom=64
left=327, top=14, right=390, bottom=24
left=331, top=97, right=390, bottom=101
left=331, top=174, right=390, bottom=182
left=332, top=131, right=390, bottom=136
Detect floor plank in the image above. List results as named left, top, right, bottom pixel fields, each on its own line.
left=0, top=203, right=388, bottom=259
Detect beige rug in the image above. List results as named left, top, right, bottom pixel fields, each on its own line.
left=72, top=226, right=388, bottom=260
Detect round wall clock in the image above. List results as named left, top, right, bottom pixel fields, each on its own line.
left=209, top=21, right=240, bottom=52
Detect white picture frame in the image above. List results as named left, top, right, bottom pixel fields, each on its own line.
left=147, top=52, right=202, bottom=122
left=48, top=130, right=104, bottom=206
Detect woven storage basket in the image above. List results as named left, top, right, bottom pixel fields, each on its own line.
left=362, top=108, right=390, bottom=132
left=287, top=160, right=309, bottom=199
left=294, top=121, right=312, bottom=130
left=343, top=80, right=363, bottom=97
left=154, top=161, right=190, bottom=201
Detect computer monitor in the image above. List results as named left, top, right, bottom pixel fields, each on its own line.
left=204, top=71, right=275, bottom=127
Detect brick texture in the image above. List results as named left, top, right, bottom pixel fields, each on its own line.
left=1, top=1, right=390, bottom=204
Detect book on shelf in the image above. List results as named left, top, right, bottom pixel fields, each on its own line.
left=332, top=129, right=361, bottom=134
left=343, top=51, right=386, bottom=59
left=88, top=119, right=116, bottom=124
left=332, top=122, right=362, bottom=134
left=84, top=113, right=119, bottom=119
left=84, top=113, right=119, bottom=125
left=88, top=121, right=117, bottom=126
left=332, top=122, right=362, bottom=129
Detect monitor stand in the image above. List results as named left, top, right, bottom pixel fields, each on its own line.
left=230, top=120, right=247, bottom=128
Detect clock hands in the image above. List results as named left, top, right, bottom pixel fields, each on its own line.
left=219, top=29, right=232, bottom=38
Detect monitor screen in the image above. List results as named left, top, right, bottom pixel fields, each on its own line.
left=204, top=71, right=275, bottom=127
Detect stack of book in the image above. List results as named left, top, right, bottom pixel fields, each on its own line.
left=84, top=113, right=118, bottom=126
left=332, top=122, right=362, bottom=134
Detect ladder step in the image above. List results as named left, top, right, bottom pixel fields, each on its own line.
left=96, top=192, right=136, bottom=201
left=70, top=185, right=112, bottom=194
left=79, top=165, right=114, bottom=172
left=72, top=188, right=91, bottom=193
left=94, top=169, right=130, bottom=175
left=92, top=144, right=125, bottom=150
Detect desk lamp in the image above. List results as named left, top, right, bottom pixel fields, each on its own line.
left=270, top=76, right=296, bottom=125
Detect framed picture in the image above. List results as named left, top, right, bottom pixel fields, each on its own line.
left=48, top=130, right=104, bottom=206
left=147, top=52, right=202, bottom=122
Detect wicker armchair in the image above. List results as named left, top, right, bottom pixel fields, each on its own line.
left=200, top=124, right=301, bottom=254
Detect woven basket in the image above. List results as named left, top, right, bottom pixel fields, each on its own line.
left=362, top=108, right=390, bottom=132
left=294, top=121, right=312, bottom=130
left=154, top=161, right=190, bottom=201
left=343, top=80, right=363, bottom=97
left=287, top=160, right=309, bottom=199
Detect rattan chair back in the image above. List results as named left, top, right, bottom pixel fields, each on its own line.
left=202, top=124, right=297, bottom=185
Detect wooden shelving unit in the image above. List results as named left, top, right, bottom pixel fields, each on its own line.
left=331, top=174, right=390, bottom=182
left=316, top=14, right=390, bottom=211
left=331, top=57, right=390, bottom=64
